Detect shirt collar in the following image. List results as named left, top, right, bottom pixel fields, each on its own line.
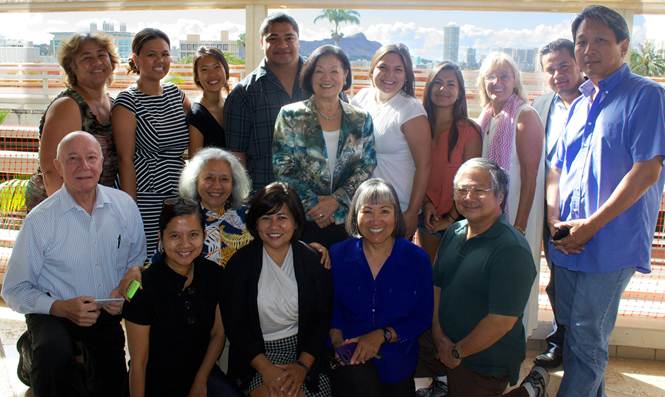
left=580, top=63, right=629, bottom=97
left=153, top=256, right=200, bottom=292
left=257, top=56, right=304, bottom=80
left=463, top=216, right=509, bottom=240
left=58, top=185, right=107, bottom=214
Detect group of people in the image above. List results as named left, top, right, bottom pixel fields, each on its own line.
left=2, top=4, right=664, bottom=397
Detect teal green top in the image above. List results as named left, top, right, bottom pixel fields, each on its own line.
left=433, top=217, right=535, bottom=384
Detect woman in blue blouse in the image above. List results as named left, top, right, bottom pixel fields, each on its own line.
left=329, top=178, right=433, bottom=397
left=273, top=45, right=376, bottom=248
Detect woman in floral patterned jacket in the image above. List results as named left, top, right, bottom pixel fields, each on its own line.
left=273, top=45, right=377, bottom=247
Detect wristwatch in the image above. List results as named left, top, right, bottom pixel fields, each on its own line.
left=451, top=345, right=462, bottom=360
left=383, top=327, right=392, bottom=343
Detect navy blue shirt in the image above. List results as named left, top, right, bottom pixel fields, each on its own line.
left=330, top=237, right=433, bottom=383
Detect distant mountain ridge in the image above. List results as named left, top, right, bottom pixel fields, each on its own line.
left=300, top=32, right=381, bottom=60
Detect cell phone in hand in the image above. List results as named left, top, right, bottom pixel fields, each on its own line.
left=94, top=298, right=124, bottom=304
left=126, top=279, right=141, bottom=300
left=553, top=226, right=570, bottom=241
left=334, top=343, right=357, bottom=366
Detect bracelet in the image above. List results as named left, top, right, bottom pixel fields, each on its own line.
left=295, top=360, right=310, bottom=372
left=515, top=225, right=526, bottom=235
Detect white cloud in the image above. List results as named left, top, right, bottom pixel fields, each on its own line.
left=0, top=14, right=69, bottom=43
left=306, top=18, right=572, bottom=61
left=642, top=15, right=665, bottom=48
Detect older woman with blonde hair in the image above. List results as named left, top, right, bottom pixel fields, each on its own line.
left=26, top=32, right=120, bottom=210
left=476, top=52, right=545, bottom=336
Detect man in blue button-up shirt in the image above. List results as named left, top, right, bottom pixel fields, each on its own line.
left=2, top=131, right=146, bottom=397
left=546, top=6, right=665, bottom=396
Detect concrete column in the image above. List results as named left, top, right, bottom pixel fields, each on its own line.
left=244, top=4, right=267, bottom=75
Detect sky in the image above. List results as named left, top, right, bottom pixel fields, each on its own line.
left=0, top=8, right=662, bottom=62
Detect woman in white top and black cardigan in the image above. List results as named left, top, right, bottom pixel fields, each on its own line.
left=223, top=182, right=333, bottom=397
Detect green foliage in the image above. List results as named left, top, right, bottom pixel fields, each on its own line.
left=0, top=110, right=8, bottom=125
left=0, top=179, right=28, bottom=214
left=223, top=52, right=244, bottom=65
left=629, top=41, right=665, bottom=77
left=314, top=9, right=361, bottom=46
left=164, top=73, right=185, bottom=85
left=177, top=55, right=194, bottom=64
left=237, top=33, right=246, bottom=47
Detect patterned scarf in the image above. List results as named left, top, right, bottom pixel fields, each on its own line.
left=478, top=93, right=525, bottom=173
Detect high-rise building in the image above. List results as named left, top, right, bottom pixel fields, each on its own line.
left=466, top=48, right=477, bottom=69
left=179, top=31, right=243, bottom=60
left=443, top=24, right=460, bottom=63
left=499, top=47, right=537, bottom=71
left=50, top=21, right=134, bottom=60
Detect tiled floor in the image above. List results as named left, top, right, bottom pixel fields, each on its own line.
left=2, top=306, right=665, bottom=397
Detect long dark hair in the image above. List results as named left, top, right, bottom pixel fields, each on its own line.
left=423, top=62, right=480, bottom=158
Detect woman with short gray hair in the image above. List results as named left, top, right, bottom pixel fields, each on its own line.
left=330, top=178, right=433, bottom=397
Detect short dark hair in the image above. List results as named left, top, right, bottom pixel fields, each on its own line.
left=572, top=5, right=630, bottom=44
left=539, top=38, right=575, bottom=68
left=158, top=197, right=204, bottom=236
left=128, top=28, right=170, bottom=74
left=193, top=47, right=230, bottom=92
left=301, top=45, right=352, bottom=95
left=246, top=182, right=305, bottom=242
left=259, top=12, right=299, bottom=38
left=346, top=178, right=406, bottom=238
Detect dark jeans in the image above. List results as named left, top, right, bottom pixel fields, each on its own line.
left=25, top=312, right=127, bottom=397
left=207, top=364, right=244, bottom=397
left=331, top=362, right=415, bottom=397
left=543, top=227, right=565, bottom=352
left=414, top=328, right=446, bottom=378
left=447, top=364, right=527, bottom=397
left=302, top=220, right=348, bottom=248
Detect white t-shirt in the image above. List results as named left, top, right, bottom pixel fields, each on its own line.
left=351, top=87, right=427, bottom=211
left=323, top=129, right=340, bottom=191
left=257, top=246, right=299, bottom=341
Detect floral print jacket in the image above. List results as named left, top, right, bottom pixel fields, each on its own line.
left=273, top=98, right=377, bottom=224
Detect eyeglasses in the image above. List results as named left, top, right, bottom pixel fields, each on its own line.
left=485, top=73, right=512, bottom=83
left=453, top=186, right=493, bottom=198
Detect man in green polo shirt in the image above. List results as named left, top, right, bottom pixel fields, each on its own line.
left=431, top=158, right=548, bottom=397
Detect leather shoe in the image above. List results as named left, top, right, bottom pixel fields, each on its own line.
left=534, top=348, right=562, bottom=368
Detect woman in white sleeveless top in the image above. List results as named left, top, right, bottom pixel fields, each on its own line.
left=476, top=52, right=545, bottom=336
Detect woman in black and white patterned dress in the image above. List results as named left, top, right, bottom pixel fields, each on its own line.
left=113, top=28, right=190, bottom=254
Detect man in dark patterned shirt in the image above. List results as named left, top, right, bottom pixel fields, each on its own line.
left=224, top=12, right=307, bottom=192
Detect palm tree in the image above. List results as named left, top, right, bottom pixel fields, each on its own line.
left=629, top=40, right=665, bottom=77
left=314, top=9, right=360, bottom=47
